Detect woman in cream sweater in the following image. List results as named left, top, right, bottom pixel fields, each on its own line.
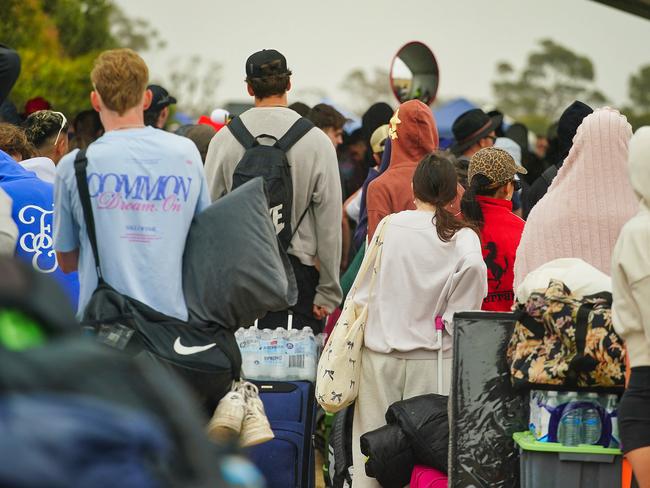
left=612, top=126, right=650, bottom=487
left=350, top=152, right=487, bottom=488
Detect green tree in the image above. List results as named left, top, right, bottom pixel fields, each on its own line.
left=340, top=67, right=394, bottom=115
left=623, top=64, right=650, bottom=130
left=492, top=39, right=608, bottom=134
left=164, top=55, right=223, bottom=119
left=1, top=0, right=164, bottom=117
left=628, top=65, right=650, bottom=112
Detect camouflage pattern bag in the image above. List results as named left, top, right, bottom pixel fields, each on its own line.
left=507, top=279, right=626, bottom=389
left=316, top=217, right=390, bottom=413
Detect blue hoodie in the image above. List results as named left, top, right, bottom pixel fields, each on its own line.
left=0, top=149, right=79, bottom=310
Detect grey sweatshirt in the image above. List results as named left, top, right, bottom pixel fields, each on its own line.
left=204, top=107, right=343, bottom=311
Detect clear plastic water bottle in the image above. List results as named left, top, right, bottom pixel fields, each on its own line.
left=235, top=328, right=245, bottom=343
left=284, top=328, right=300, bottom=381
left=606, top=394, right=620, bottom=448
left=295, top=328, right=310, bottom=380
left=316, top=333, right=326, bottom=358
left=582, top=393, right=603, bottom=445
left=270, top=328, right=287, bottom=380
left=245, top=328, right=262, bottom=380
left=303, top=328, right=317, bottom=382
left=529, top=391, right=537, bottom=436
left=543, top=391, right=559, bottom=441
left=258, top=329, right=273, bottom=380
left=529, top=390, right=561, bottom=442
left=235, top=328, right=251, bottom=377
left=558, top=393, right=582, bottom=446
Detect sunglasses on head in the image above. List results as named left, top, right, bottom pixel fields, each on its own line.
left=51, top=111, right=67, bottom=145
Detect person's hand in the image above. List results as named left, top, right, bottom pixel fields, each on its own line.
left=312, top=304, right=328, bottom=320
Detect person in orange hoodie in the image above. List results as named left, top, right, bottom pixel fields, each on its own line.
left=366, top=100, right=462, bottom=240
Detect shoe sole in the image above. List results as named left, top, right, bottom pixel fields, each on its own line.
left=207, top=413, right=243, bottom=441
left=240, top=423, right=275, bottom=447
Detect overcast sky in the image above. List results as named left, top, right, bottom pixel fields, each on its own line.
left=114, top=0, right=649, bottom=113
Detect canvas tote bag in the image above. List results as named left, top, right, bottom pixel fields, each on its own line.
left=316, top=217, right=390, bottom=413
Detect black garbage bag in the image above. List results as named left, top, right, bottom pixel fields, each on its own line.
left=360, top=423, right=415, bottom=488
left=326, top=405, right=354, bottom=488
left=183, top=177, right=298, bottom=329
left=386, top=393, right=449, bottom=473
left=449, top=312, right=528, bottom=488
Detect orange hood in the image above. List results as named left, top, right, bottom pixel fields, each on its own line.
left=387, top=99, right=439, bottom=169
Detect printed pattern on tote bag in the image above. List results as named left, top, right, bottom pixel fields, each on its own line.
left=507, top=279, right=626, bottom=389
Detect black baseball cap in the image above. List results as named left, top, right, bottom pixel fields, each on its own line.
left=146, top=84, right=176, bottom=112
left=245, top=49, right=291, bottom=79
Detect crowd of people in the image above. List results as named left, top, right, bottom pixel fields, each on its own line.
left=1, top=40, right=650, bottom=487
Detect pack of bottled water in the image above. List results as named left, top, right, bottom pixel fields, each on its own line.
left=235, top=322, right=325, bottom=382
left=529, top=390, right=619, bottom=448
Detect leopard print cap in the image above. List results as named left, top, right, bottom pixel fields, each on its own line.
left=468, top=147, right=528, bottom=186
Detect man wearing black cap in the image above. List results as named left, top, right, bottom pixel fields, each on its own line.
left=204, top=49, right=342, bottom=332
left=144, top=84, right=176, bottom=129
left=450, top=108, right=502, bottom=188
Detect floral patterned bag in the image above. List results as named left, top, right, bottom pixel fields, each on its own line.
left=316, top=217, right=390, bottom=413
left=507, top=279, right=626, bottom=389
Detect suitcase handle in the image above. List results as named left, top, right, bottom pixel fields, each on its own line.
left=254, top=381, right=299, bottom=393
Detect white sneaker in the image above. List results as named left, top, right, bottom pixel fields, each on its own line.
left=207, top=390, right=246, bottom=442
left=237, top=382, right=274, bottom=447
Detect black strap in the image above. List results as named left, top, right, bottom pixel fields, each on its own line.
left=73, top=149, right=103, bottom=281
left=227, top=116, right=256, bottom=149
left=280, top=117, right=314, bottom=240
left=214, top=328, right=241, bottom=381
left=518, top=313, right=546, bottom=339
left=574, top=301, right=595, bottom=358
left=541, top=165, right=558, bottom=186
left=275, top=117, right=314, bottom=152
left=291, top=205, right=310, bottom=242
left=229, top=116, right=314, bottom=153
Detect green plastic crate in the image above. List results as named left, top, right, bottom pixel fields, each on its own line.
left=513, top=432, right=622, bottom=488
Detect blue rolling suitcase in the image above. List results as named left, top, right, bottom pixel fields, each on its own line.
left=248, top=381, right=316, bottom=488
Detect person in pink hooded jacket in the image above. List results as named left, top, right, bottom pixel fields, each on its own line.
left=514, top=108, right=638, bottom=291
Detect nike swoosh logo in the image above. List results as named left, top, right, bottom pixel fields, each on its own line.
left=173, top=337, right=216, bottom=355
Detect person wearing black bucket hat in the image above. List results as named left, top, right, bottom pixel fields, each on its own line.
left=450, top=108, right=502, bottom=188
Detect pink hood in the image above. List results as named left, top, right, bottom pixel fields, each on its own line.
left=514, top=107, right=638, bottom=289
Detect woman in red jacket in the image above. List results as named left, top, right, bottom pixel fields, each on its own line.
left=460, top=147, right=527, bottom=311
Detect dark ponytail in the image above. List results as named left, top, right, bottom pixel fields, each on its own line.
left=460, top=174, right=499, bottom=229
left=413, top=151, right=477, bottom=242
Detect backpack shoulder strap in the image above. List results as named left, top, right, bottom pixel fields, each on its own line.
left=275, top=117, right=314, bottom=153
left=541, top=165, right=558, bottom=186
left=73, top=149, right=102, bottom=280
left=227, top=116, right=256, bottom=150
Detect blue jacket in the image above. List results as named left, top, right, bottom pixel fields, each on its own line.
left=0, top=150, right=79, bottom=310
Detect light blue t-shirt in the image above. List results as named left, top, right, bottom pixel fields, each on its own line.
left=54, top=127, right=210, bottom=320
